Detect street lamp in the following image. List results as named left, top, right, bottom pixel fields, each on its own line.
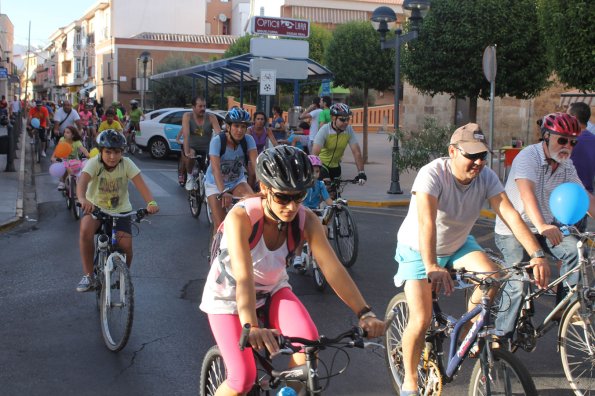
left=139, top=51, right=151, bottom=111
left=371, top=0, right=430, bottom=194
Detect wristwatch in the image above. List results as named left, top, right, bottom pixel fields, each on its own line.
left=530, top=249, right=545, bottom=259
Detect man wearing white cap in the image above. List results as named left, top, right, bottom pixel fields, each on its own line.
left=393, top=123, right=549, bottom=395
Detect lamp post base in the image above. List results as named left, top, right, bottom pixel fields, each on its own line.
left=387, top=181, right=403, bottom=195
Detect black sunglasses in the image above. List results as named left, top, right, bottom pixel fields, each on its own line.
left=338, top=117, right=350, bottom=122
left=270, top=190, right=307, bottom=205
left=555, top=136, right=578, bottom=147
left=457, top=147, right=488, bottom=161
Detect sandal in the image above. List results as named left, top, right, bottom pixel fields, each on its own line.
left=400, top=390, right=418, bottom=396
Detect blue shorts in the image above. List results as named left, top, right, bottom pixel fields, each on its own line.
left=393, top=235, right=484, bottom=287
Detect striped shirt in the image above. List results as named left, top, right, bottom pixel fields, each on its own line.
left=495, top=143, right=582, bottom=235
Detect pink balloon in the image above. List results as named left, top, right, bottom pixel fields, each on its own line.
left=49, top=162, right=65, bottom=178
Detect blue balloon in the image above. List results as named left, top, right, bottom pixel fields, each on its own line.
left=31, top=117, right=40, bottom=129
left=549, top=182, right=589, bottom=225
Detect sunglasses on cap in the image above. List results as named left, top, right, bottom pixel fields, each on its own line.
left=554, top=136, right=578, bottom=147
left=338, top=117, right=350, bottom=122
left=457, top=147, right=488, bottom=161
left=270, top=190, right=307, bottom=205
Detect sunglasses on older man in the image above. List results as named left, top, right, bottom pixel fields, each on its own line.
left=270, top=190, right=308, bottom=205
left=456, top=147, right=488, bottom=161
left=554, top=136, right=578, bottom=147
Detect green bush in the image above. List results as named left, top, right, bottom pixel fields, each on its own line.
left=389, top=118, right=454, bottom=172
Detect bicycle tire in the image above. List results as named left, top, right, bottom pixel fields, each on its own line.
left=189, top=191, right=200, bottom=218
left=65, top=177, right=73, bottom=210
left=385, top=292, right=442, bottom=395
left=333, top=206, right=359, bottom=267
left=93, top=243, right=106, bottom=312
left=100, top=256, right=134, bottom=352
left=199, top=346, right=227, bottom=396
left=70, top=178, right=79, bottom=219
left=312, top=265, right=327, bottom=292
left=468, top=349, right=537, bottom=396
left=35, top=138, right=41, bottom=163
left=559, top=298, right=595, bottom=395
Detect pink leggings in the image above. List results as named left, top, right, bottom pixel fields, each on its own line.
left=207, top=287, right=318, bottom=394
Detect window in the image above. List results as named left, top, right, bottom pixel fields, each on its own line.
left=160, top=111, right=189, bottom=126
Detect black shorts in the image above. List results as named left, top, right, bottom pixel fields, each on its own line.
left=88, top=213, right=133, bottom=235
left=34, top=127, right=47, bottom=142
left=320, top=165, right=341, bottom=180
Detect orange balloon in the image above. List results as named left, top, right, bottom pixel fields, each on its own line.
left=54, top=141, right=73, bottom=159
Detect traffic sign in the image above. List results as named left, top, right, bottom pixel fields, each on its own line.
left=321, top=79, right=331, bottom=96
left=0, top=67, right=7, bottom=79
left=482, top=45, right=497, bottom=83
left=250, top=59, right=308, bottom=80
left=250, top=16, right=310, bottom=38
left=260, top=70, right=276, bottom=96
left=250, top=38, right=309, bottom=59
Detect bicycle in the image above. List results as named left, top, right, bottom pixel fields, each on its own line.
left=62, top=159, right=84, bottom=220
left=125, top=121, right=140, bottom=155
left=89, top=206, right=149, bottom=352
left=200, top=322, right=382, bottom=396
left=497, top=227, right=595, bottom=395
left=323, top=178, right=359, bottom=267
left=187, top=154, right=208, bottom=219
left=385, top=267, right=538, bottom=395
left=29, top=126, right=44, bottom=164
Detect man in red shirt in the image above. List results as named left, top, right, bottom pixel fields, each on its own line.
left=27, top=99, right=51, bottom=157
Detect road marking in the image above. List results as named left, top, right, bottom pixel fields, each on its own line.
left=350, top=208, right=405, bottom=218
left=140, top=173, right=170, bottom=197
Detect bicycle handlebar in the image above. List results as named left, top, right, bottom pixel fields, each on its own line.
left=89, top=206, right=149, bottom=223
left=239, top=324, right=376, bottom=353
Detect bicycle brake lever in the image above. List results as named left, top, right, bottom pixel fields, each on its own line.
left=270, top=347, right=296, bottom=358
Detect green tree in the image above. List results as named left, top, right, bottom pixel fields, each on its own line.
left=537, top=0, right=594, bottom=90
left=151, top=55, right=204, bottom=108
left=307, top=24, right=332, bottom=64
left=223, top=34, right=252, bottom=58
left=325, top=21, right=395, bottom=162
left=403, top=0, right=550, bottom=121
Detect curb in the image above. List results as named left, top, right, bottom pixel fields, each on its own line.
left=350, top=199, right=498, bottom=220
left=0, top=126, right=26, bottom=232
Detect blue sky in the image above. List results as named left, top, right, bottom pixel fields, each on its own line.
left=2, top=0, right=97, bottom=50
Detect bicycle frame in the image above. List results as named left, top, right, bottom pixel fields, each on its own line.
left=431, top=294, right=493, bottom=381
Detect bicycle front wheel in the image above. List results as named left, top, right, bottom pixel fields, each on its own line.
left=100, top=256, right=134, bottom=352
left=468, top=349, right=537, bottom=395
left=560, top=298, right=595, bottom=394
left=199, top=346, right=227, bottom=396
left=189, top=190, right=201, bottom=218
left=332, top=206, right=359, bottom=267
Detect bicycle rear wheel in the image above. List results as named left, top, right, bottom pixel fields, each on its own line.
left=559, top=298, right=595, bottom=394
left=70, top=178, right=79, bottom=220
left=332, top=206, right=359, bottom=267
left=65, top=177, right=73, bottom=210
left=468, top=348, right=537, bottom=395
left=100, top=256, right=134, bottom=352
left=200, top=346, right=227, bottom=396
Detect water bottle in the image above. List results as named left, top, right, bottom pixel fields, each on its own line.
left=277, top=386, right=298, bottom=396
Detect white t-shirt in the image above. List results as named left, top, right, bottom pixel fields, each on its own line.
left=54, top=107, right=81, bottom=134
left=397, top=157, right=503, bottom=256
left=308, top=108, right=323, bottom=142
left=199, top=203, right=291, bottom=314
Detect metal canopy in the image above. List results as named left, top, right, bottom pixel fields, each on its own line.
left=150, top=53, right=333, bottom=85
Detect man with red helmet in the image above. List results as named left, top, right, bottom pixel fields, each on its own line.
left=494, top=112, right=595, bottom=341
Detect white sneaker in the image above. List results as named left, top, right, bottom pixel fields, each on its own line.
left=185, top=178, right=196, bottom=191
left=41, top=151, right=46, bottom=158
left=29, top=138, right=35, bottom=145
left=76, top=275, right=96, bottom=292
left=293, top=256, right=304, bottom=270
left=57, top=182, right=65, bottom=190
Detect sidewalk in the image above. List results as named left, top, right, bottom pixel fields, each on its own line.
left=0, top=121, right=26, bottom=230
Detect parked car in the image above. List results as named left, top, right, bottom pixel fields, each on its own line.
left=136, top=108, right=226, bottom=159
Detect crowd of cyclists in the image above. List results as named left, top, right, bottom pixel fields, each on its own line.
left=14, top=92, right=595, bottom=395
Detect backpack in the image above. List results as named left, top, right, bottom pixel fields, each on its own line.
left=218, top=132, right=248, bottom=166
left=210, top=196, right=306, bottom=286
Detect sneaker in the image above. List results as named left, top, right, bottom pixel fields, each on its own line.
left=185, top=178, right=197, bottom=191
left=57, top=182, right=65, bottom=190
left=76, top=275, right=95, bottom=292
left=41, top=151, right=46, bottom=158
left=293, top=256, right=304, bottom=270
left=178, top=174, right=185, bottom=186
left=29, top=138, right=35, bottom=145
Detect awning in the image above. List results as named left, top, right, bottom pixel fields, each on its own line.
left=150, top=53, right=333, bottom=85
left=559, top=90, right=595, bottom=107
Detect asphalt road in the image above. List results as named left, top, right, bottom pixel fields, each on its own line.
left=0, top=152, right=576, bottom=395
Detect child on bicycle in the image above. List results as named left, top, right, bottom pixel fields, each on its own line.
left=51, top=125, right=90, bottom=190
left=292, top=155, right=333, bottom=270
left=75, top=129, right=159, bottom=292
left=199, top=146, right=384, bottom=396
